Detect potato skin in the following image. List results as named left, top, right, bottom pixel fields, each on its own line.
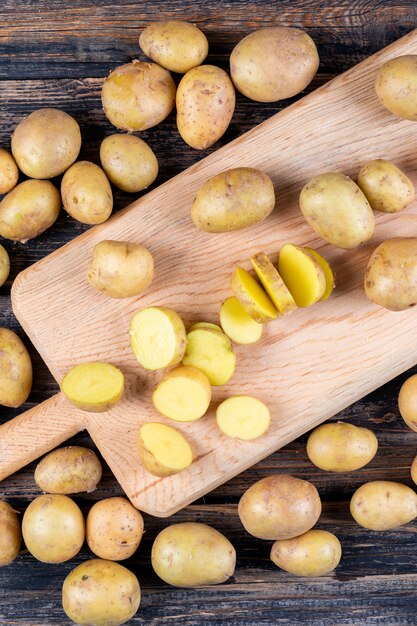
left=100, top=134, right=158, bottom=193
left=0, top=328, right=32, bottom=408
left=11, top=108, right=81, bottom=178
left=307, top=422, right=378, bottom=472
left=238, top=475, right=322, bottom=540
left=270, top=530, right=342, bottom=577
left=61, top=161, right=113, bottom=225
left=140, top=20, right=208, bottom=73
left=358, top=159, right=414, bottom=213
left=350, top=481, right=417, bottom=530
left=151, top=522, right=236, bottom=587
left=375, top=55, right=417, bottom=121
left=0, top=148, right=18, bottom=194
left=0, top=244, right=10, bottom=288
left=176, top=65, right=235, bottom=149
left=230, top=27, right=319, bottom=102
left=411, top=455, right=417, bottom=486
left=398, top=374, right=417, bottom=432
left=34, top=446, right=102, bottom=494
left=0, top=501, right=21, bottom=567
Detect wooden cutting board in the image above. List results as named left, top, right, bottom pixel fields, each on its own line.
left=2, top=30, right=417, bottom=517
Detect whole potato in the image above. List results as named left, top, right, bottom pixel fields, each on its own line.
left=0, top=148, right=18, bottom=194
left=34, top=446, right=102, bottom=494
left=300, top=172, right=375, bottom=249
left=358, top=159, right=414, bottom=213
left=0, top=328, right=32, bottom=408
left=0, top=501, right=21, bottom=567
left=11, top=108, right=81, bottom=178
left=151, top=522, right=236, bottom=587
left=102, top=61, right=176, bottom=131
left=176, top=65, right=235, bottom=149
left=398, top=374, right=417, bottom=432
left=61, top=161, right=113, bottom=225
left=191, top=167, right=275, bottom=232
left=238, top=475, right=322, bottom=540
left=62, top=559, right=140, bottom=626
left=139, top=20, right=208, bottom=73
left=0, top=179, right=60, bottom=242
left=350, top=481, right=417, bottom=530
left=22, top=494, right=85, bottom=563
left=411, top=455, right=417, bottom=486
left=307, top=422, right=378, bottom=472
left=230, top=27, right=319, bottom=102
left=0, top=243, right=10, bottom=288
left=100, top=134, right=158, bottom=193
left=375, top=55, right=417, bottom=121
left=270, top=530, right=342, bottom=577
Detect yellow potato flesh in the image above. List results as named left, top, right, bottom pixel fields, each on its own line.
left=350, top=481, right=417, bottom=530
left=189, top=322, right=223, bottom=332
left=270, top=530, right=342, bottom=577
left=216, top=395, right=270, bottom=440
left=0, top=327, right=32, bottom=408
left=306, top=422, right=378, bottom=472
left=220, top=296, right=263, bottom=345
left=398, top=374, right=417, bottom=432
left=182, top=327, right=236, bottom=386
left=138, top=422, right=193, bottom=477
left=0, top=501, right=21, bottom=567
left=278, top=244, right=326, bottom=307
left=0, top=244, right=10, bottom=288
left=130, top=306, right=186, bottom=370
left=251, top=252, right=297, bottom=314
left=230, top=266, right=278, bottom=323
left=0, top=148, right=18, bottom=194
left=304, top=247, right=335, bottom=301
left=152, top=365, right=211, bottom=422
left=61, top=362, right=124, bottom=413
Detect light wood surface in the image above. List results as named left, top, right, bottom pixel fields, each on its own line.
left=3, top=29, right=417, bottom=517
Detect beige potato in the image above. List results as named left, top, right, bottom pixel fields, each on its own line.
left=151, top=522, right=236, bottom=587
left=0, top=328, right=32, bottom=408
left=251, top=252, right=297, bottom=314
left=87, top=240, right=154, bottom=299
left=34, top=446, right=102, bottom=494
left=307, top=422, right=378, bottom=472
left=140, top=20, right=208, bottom=73
left=62, top=559, right=141, bottom=626
left=278, top=244, right=326, bottom=307
left=216, top=395, right=270, bottom=440
left=61, top=161, right=113, bottom=225
left=189, top=321, right=223, bottom=332
left=61, top=362, right=124, bottom=412
left=231, top=266, right=278, bottom=323
left=102, top=61, right=176, bottom=131
left=350, top=481, right=417, bottom=530
left=138, top=422, right=193, bottom=477
left=11, top=108, right=81, bottom=178
left=300, top=172, right=375, bottom=249
left=176, top=65, right=235, bottom=149
left=191, top=167, right=275, bottom=232
left=271, top=530, right=342, bottom=577
left=238, top=475, right=322, bottom=540
left=100, top=134, right=159, bottom=193
left=398, top=374, right=417, bottom=432
left=375, top=55, right=417, bottom=121
left=304, top=247, right=335, bottom=301
left=86, top=497, right=144, bottom=561
left=0, top=243, right=10, bottom=288
left=411, top=455, right=417, bottom=486
left=152, top=365, right=211, bottom=422
left=0, top=501, right=21, bottom=567
left=230, top=27, right=319, bottom=102
left=0, top=148, right=18, bottom=193
left=358, top=159, right=414, bottom=213
left=130, top=306, right=186, bottom=370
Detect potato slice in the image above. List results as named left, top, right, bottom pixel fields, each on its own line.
left=304, top=247, right=334, bottom=301
left=230, top=266, right=278, bottom=323
left=152, top=365, right=211, bottom=422
left=216, top=396, right=270, bottom=440
left=189, top=322, right=222, bottom=333
left=182, top=327, right=236, bottom=386
left=61, top=362, right=124, bottom=412
left=130, top=306, right=186, bottom=370
left=220, top=296, right=263, bottom=345
left=251, top=252, right=297, bottom=314
left=278, top=244, right=326, bottom=307
left=138, top=422, right=193, bottom=477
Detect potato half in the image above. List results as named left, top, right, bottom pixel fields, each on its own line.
left=61, top=362, right=124, bottom=412
left=231, top=266, right=278, bottom=323
left=251, top=251, right=297, bottom=314
left=100, top=134, right=158, bottom=193
left=61, top=161, right=113, bottom=225
left=182, top=326, right=236, bottom=385
left=307, top=422, right=378, bottom=472
left=0, top=244, right=10, bottom=288
left=220, top=296, right=263, bottom=345
left=152, top=365, right=211, bottom=422
left=0, top=328, right=32, bottom=408
left=304, top=247, right=335, bottom=301
left=138, top=422, right=193, bottom=477
left=130, top=306, right=186, bottom=370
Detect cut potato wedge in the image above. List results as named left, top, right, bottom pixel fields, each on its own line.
left=251, top=252, right=297, bottom=315
left=304, top=247, right=334, bottom=301
left=189, top=322, right=223, bottom=333
left=152, top=365, right=211, bottom=422
left=278, top=244, right=326, bottom=307
left=138, top=422, right=193, bottom=477
left=130, top=306, right=186, bottom=370
left=61, top=362, right=124, bottom=412
left=216, top=395, right=271, bottom=440
left=220, top=296, right=263, bottom=345
left=230, top=266, right=278, bottom=323
left=182, top=327, right=236, bottom=386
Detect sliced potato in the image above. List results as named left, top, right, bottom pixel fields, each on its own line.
left=138, top=422, right=193, bottom=477
left=220, top=296, right=263, bottom=345
left=0, top=244, right=10, bottom=288
left=304, top=247, right=335, bottom=301
left=189, top=322, right=223, bottom=333
left=0, top=501, right=21, bottom=567
left=61, top=362, right=124, bottom=412
left=216, top=396, right=270, bottom=440
left=35, top=446, right=102, bottom=494
left=182, top=326, right=236, bottom=386
left=230, top=266, right=278, bottom=323
left=152, top=365, right=211, bottom=422
left=278, top=243, right=326, bottom=307
left=130, top=306, right=186, bottom=370
left=251, top=252, right=297, bottom=314
left=350, top=481, right=417, bottom=530
left=306, top=422, right=378, bottom=472
left=270, top=530, right=342, bottom=577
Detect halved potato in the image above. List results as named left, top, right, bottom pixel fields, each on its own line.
left=230, top=266, right=278, bottom=323
left=152, top=365, right=211, bottom=422
left=130, top=306, right=186, bottom=370
left=61, top=362, right=124, bottom=412
left=182, top=326, right=235, bottom=386
left=251, top=252, right=297, bottom=314
left=278, top=244, right=326, bottom=307
left=138, top=422, right=193, bottom=477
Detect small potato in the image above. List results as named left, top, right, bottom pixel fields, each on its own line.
left=399, top=374, right=417, bottom=432
left=0, top=243, right=10, bottom=288
left=307, top=422, right=378, bottom=472
left=270, top=530, right=342, bottom=577
left=151, top=522, right=236, bottom=587
left=176, top=65, right=235, bottom=149
left=61, top=362, right=124, bottom=412
left=102, top=61, right=176, bottom=131
left=191, top=167, right=275, bottom=233
left=86, top=497, right=144, bottom=561
left=231, top=266, right=278, bottom=323
left=61, top=161, right=113, bottom=225
left=87, top=240, right=154, bottom=299
left=152, top=365, right=211, bottom=422
left=278, top=244, right=326, bottom=307
left=251, top=252, right=297, bottom=314
left=182, top=326, right=236, bottom=385
left=139, top=20, right=208, bottom=74
left=350, top=481, right=417, bottom=530
left=216, top=395, right=271, bottom=440
left=62, top=559, right=140, bottom=626
left=230, top=27, right=319, bottom=103
left=11, top=108, right=81, bottom=179
left=138, top=422, right=193, bottom=477
left=0, top=328, right=32, bottom=408
left=238, top=475, right=322, bottom=540
left=375, top=55, right=417, bottom=121
left=130, top=306, right=186, bottom=370
left=411, top=455, right=417, bottom=486
left=35, top=446, right=102, bottom=494
left=220, top=296, right=263, bottom=345
left=0, top=148, right=18, bottom=193
left=358, top=159, right=414, bottom=213
left=100, top=134, right=158, bottom=193
left=0, top=501, right=21, bottom=567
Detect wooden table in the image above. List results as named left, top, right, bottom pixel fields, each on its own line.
left=1, top=1, right=417, bottom=624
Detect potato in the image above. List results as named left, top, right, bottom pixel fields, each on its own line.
left=0, top=243, right=10, bottom=288
left=0, top=328, right=32, bottom=408
left=238, top=475, right=322, bottom=540
left=11, top=108, right=81, bottom=178
left=138, top=422, right=193, bottom=477
left=216, top=396, right=270, bottom=440
left=22, top=494, right=85, bottom=563
left=176, top=65, right=235, bottom=149
left=0, top=501, right=21, bottom=567
left=0, top=179, right=60, bottom=242
left=279, top=244, right=326, bottom=307
left=99, top=134, right=158, bottom=193
left=0, top=148, right=18, bottom=194
left=87, top=240, right=154, bottom=299
left=350, top=481, right=417, bottom=530
left=191, top=167, right=275, bottom=233
left=270, top=530, right=342, bottom=577
left=86, top=497, right=144, bottom=561
left=61, top=362, right=124, bottom=412
left=151, top=522, right=236, bottom=587
left=304, top=247, right=335, bottom=301
left=358, top=159, right=414, bottom=213
left=230, top=27, right=319, bottom=103
left=61, top=161, right=113, bottom=225
left=34, top=446, right=102, bottom=494
left=307, top=422, right=378, bottom=472
left=364, top=237, right=417, bottom=311
left=411, top=455, right=417, bottom=486
left=375, top=55, right=417, bottom=121
left=62, top=559, right=140, bottom=626
left=102, top=61, right=176, bottom=132
left=189, top=321, right=223, bottom=333
left=251, top=252, right=297, bottom=314
left=139, top=20, right=208, bottom=74
left=300, top=172, right=375, bottom=249
left=130, top=306, right=186, bottom=370
left=398, top=374, right=417, bottom=432
left=231, top=266, right=278, bottom=323
left=182, top=326, right=236, bottom=385
left=220, top=296, right=263, bottom=345
left=152, top=365, right=211, bottom=422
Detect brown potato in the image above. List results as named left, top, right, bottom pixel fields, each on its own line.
left=350, top=481, right=417, bottom=530
left=375, top=55, right=417, bottom=121
left=357, top=159, right=414, bottom=213
left=398, top=374, right=417, bottom=432
left=270, top=530, right=342, bottom=577
left=61, top=161, right=113, bottom=225
left=0, top=148, right=19, bottom=194
left=0, top=328, right=32, bottom=408
left=306, top=422, right=378, bottom=472
left=0, top=243, right=10, bottom=288
left=100, top=134, right=158, bottom=193
left=0, top=501, right=21, bottom=567
left=34, top=446, right=102, bottom=494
